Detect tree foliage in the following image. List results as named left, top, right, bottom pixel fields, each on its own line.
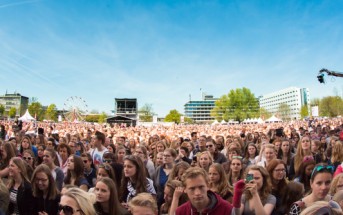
left=165, top=109, right=182, bottom=123
left=28, top=101, right=44, bottom=121
left=85, top=114, right=100, bottom=122
left=259, top=107, right=272, bottom=120
left=277, top=103, right=291, bottom=121
left=300, top=105, right=309, bottom=119
left=98, top=112, right=107, bottom=123
left=45, top=104, right=57, bottom=121
left=8, top=107, right=17, bottom=118
left=211, top=87, right=259, bottom=122
left=139, top=104, right=154, bottom=122
left=319, top=96, right=343, bottom=117
left=0, top=105, right=4, bottom=116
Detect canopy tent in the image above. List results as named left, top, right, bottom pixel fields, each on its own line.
left=212, top=120, right=219, bottom=125
left=18, top=109, right=36, bottom=122
left=220, top=120, right=226, bottom=124
left=265, top=115, right=283, bottom=123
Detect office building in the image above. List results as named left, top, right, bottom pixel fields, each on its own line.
left=184, top=94, right=217, bottom=123
left=259, top=87, right=310, bottom=120
left=0, top=92, right=29, bottom=116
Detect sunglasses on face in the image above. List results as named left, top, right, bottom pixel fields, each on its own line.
left=23, top=157, right=33, bottom=161
left=206, top=145, right=213, bottom=148
left=58, top=204, right=81, bottom=215
left=311, top=165, right=334, bottom=179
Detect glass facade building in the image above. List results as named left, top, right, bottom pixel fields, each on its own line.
left=0, top=92, right=29, bottom=116
left=184, top=95, right=217, bottom=123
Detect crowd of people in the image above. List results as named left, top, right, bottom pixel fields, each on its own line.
left=0, top=117, right=343, bottom=215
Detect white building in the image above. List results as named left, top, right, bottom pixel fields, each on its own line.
left=259, top=87, right=310, bottom=120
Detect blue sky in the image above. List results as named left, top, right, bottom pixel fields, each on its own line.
left=1, top=0, right=343, bottom=116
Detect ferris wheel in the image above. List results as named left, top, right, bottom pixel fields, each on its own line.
left=63, top=96, right=89, bottom=122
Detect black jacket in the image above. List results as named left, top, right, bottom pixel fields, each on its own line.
left=32, top=194, right=61, bottom=215
left=8, top=181, right=33, bottom=215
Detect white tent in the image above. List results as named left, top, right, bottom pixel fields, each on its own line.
left=257, top=117, right=264, bottom=124
left=212, top=120, right=219, bottom=125
left=265, top=115, right=282, bottom=123
left=18, top=109, right=36, bottom=122
left=220, top=119, right=226, bottom=124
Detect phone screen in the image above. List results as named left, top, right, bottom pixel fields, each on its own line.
left=246, top=173, right=254, bottom=182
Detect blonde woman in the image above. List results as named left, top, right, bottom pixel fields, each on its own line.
left=60, top=187, right=96, bottom=215
left=197, top=151, right=213, bottom=172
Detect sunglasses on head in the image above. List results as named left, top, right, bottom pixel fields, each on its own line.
left=232, top=156, right=243, bottom=160
left=58, top=204, right=81, bottom=215
left=311, top=165, right=334, bottom=179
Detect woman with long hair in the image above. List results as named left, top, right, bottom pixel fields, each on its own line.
left=128, top=193, right=158, bottom=215
left=239, top=165, right=276, bottom=215
left=168, top=161, right=190, bottom=181
left=7, top=157, right=34, bottom=215
left=266, top=159, right=288, bottom=215
left=89, top=163, right=117, bottom=192
left=243, top=143, right=258, bottom=167
left=257, top=144, right=277, bottom=168
left=289, top=136, right=314, bottom=179
left=330, top=140, right=343, bottom=171
left=208, top=163, right=233, bottom=201
left=293, top=156, right=316, bottom=194
left=116, top=145, right=127, bottom=164
left=282, top=182, right=305, bottom=214
left=153, top=148, right=177, bottom=208
left=119, top=155, right=156, bottom=207
left=197, top=151, right=213, bottom=172
left=290, top=163, right=334, bottom=215
left=227, top=156, right=244, bottom=186
left=160, top=180, right=188, bottom=215
left=94, top=177, right=128, bottom=215
left=0, top=142, right=16, bottom=178
left=277, top=139, right=294, bottom=172
left=329, top=173, right=343, bottom=196
left=19, top=135, right=38, bottom=157
left=42, top=148, right=64, bottom=191
left=35, top=144, right=45, bottom=166
left=31, top=164, right=60, bottom=215
left=64, top=155, right=90, bottom=191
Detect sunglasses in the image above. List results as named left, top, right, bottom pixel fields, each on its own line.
left=311, top=165, right=334, bottom=179
left=58, top=204, right=81, bottom=215
left=23, top=157, right=33, bottom=161
left=206, top=145, right=213, bottom=148
left=102, top=159, right=112, bottom=163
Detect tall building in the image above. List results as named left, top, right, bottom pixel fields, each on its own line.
left=259, top=87, right=310, bottom=120
left=0, top=92, right=29, bottom=116
left=184, top=94, right=217, bottom=123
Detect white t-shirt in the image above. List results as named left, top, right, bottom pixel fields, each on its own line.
left=90, top=147, right=108, bottom=167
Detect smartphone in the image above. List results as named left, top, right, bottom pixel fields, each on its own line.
left=246, top=174, right=254, bottom=183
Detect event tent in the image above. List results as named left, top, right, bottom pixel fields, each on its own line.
left=18, top=109, right=36, bottom=122
left=265, top=115, right=283, bottom=123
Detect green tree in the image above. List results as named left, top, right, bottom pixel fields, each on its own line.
left=300, top=105, right=309, bottom=119
left=98, top=112, right=107, bottom=123
left=259, top=107, right=272, bottom=121
left=8, top=107, right=17, bottom=118
left=139, top=104, right=154, bottom=122
left=319, top=96, right=343, bottom=117
left=85, top=114, right=100, bottom=122
left=165, top=109, right=182, bottom=123
left=211, top=87, right=259, bottom=122
left=45, top=104, right=57, bottom=121
left=0, top=104, right=4, bottom=116
left=311, top=98, right=321, bottom=107
left=277, top=103, right=291, bottom=121
left=28, top=102, right=44, bottom=120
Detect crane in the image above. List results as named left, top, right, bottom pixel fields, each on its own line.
left=317, top=68, right=343, bottom=83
